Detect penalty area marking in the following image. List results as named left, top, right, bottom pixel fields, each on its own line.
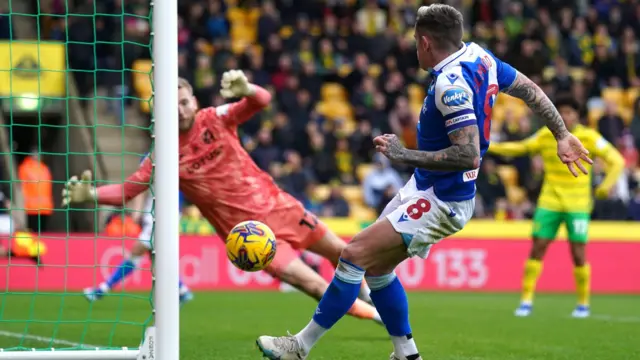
left=0, top=330, right=103, bottom=349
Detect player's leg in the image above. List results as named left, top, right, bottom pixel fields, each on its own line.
left=84, top=225, right=193, bottom=304
left=515, top=208, right=562, bottom=317
left=266, top=239, right=381, bottom=323
left=565, top=212, right=591, bottom=318
left=306, top=228, right=373, bottom=303
left=258, top=219, right=411, bottom=360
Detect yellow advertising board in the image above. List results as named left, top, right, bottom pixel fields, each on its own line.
left=0, top=42, right=66, bottom=97
left=319, top=218, right=640, bottom=242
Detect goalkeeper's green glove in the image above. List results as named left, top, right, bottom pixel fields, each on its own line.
left=61, top=170, right=95, bottom=206
left=219, top=69, right=255, bottom=98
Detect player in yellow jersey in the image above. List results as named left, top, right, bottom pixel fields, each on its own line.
left=488, top=95, right=624, bottom=318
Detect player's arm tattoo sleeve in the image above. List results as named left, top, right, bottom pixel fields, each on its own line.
left=503, top=72, right=569, bottom=140
left=397, top=125, right=481, bottom=171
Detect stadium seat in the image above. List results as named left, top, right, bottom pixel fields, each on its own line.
left=408, top=84, right=425, bottom=103
left=506, top=186, right=527, bottom=205
left=588, top=108, right=604, bottom=128
left=620, top=107, right=634, bottom=124
left=321, top=83, right=347, bottom=102
left=625, top=87, right=640, bottom=108
left=356, top=163, right=374, bottom=182
left=316, top=100, right=354, bottom=122
left=341, top=186, right=363, bottom=204
left=497, top=165, right=518, bottom=187
left=602, top=88, right=625, bottom=107
left=279, top=26, right=294, bottom=39
left=350, top=204, right=377, bottom=221
left=313, top=185, right=330, bottom=201
left=132, top=59, right=153, bottom=113
left=410, top=101, right=423, bottom=115
left=569, top=67, right=586, bottom=82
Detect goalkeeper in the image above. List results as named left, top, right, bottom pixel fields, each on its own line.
left=488, top=95, right=624, bottom=319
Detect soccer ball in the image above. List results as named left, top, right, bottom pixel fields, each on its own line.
left=226, top=220, right=277, bottom=272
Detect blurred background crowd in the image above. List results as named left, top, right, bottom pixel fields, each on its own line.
left=3, top=0, right=640, bottom=235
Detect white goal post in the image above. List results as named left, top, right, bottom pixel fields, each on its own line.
left=0, top=0, right=180, bottom=358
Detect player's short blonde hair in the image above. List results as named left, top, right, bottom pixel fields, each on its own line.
left=178, top=77, right=192, bottom=94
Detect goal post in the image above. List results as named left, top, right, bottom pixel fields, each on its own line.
left=0, top=0, right=179, bottom=358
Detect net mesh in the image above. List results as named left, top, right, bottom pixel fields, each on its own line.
left=0, top=0, right=154, bottom=353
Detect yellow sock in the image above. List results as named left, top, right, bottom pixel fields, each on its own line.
left=574, top=264, right=591, bottom=306
left=521, top=259, right=543, bottom=303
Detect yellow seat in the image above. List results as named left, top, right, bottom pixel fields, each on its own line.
left=620, top=107, right=634, bottom=124
left=410, top=101, right=423, bottom=115
left=321, top=83, right=347, bottom=102
left=341, top=186, right=363, bottom=204
left=279, top=26, right=294, bottom=39
left=408, top=84, right=425, bottom=103
left=351, top=204, right=377, bottom=221
left=506, top=186, right=526, bottom=205
left=626, top=88, right=640, bottom=108
left=338, top=64, right=353, bottom=77
left=316, top=101, right=353, bottom=121
left=497, top=165, right=518, bottom=187
left=313, top=185, right=331, bottom=202
left=356, top=164, right=374, bottom=182
left=132, top=59, right=153, bottom=113
left=602, top=88, right=625, bottom=107
left=569, top=67, right=586, bottom=82
left=588, top=108, right=604, bottom=128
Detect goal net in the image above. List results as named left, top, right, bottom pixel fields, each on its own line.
left=0, top=0, right=174, bottom=358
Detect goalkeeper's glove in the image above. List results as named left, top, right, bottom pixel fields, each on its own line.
left=61, top=170, right=95, bottom=206
left=220, top=69, right=255, bottom=98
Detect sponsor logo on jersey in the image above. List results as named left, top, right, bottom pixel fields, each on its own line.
left=186, top=145, right=223, bottom=174
left=462, top=168, right=479, bottom=182
left=202, top=129, right=214, bottom=144
left=441, top=87, right=470, bottom=107
left=446, top=73, right=458, bottom=84
left=397, top=213, right=409, bottom=223
left=444, top=114, right=474, bottom=127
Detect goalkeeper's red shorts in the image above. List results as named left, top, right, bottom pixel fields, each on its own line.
left=263, top=203, right=328, bottom=276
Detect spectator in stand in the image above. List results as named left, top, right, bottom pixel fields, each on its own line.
left=321, top=186, right=350, bottom=217
left=631, top=98, right=640, bottom=153
left=475, top=157, right=508, bottom=219
left=362, top=154, right=403, bottom=212
left=598, top=101, right=626, bottom=145
left=628, top=187, right=640, bottom=221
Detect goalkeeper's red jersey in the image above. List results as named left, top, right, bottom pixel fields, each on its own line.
left=94, top=86, right=300, bottom=238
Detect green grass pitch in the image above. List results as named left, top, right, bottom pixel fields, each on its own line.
left=0, top=292, right=639, bottom=359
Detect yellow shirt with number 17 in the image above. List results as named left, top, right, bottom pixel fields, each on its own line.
left=488, top=125, right=625, bottom=213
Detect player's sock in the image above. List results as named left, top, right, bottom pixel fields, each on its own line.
left=104, top=257, right=141, bottom=291
left=366, top=273, right=419, bottom=359
left=296, top=258, right=365, bottom=352
left=573, top=263, right=591, bottom=306
left=346, top=298, right=381, bottom=322
left=521, top=259, right=543, bottom=304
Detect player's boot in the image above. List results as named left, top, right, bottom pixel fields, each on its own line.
left=179, top=290, right=194, bottom=305
left=390, top=352, right=423, bottom=360
left=256, top=335, right=307, bottom=360
left=571, top=305, right=590, bottom=318
left=514, top=302, right=533, bottom=317
left=83, top=287, right=105, bottom=302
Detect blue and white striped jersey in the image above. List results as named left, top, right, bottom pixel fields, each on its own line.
left=415, top=42, right=517, bottom=201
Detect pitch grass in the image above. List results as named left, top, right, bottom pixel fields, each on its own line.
left=0, top=292, right=638, bottom=359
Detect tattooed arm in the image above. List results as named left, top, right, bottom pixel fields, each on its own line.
left=374, top=126, right=481, bottom=171
left=503, top=71, right=570, bottom=140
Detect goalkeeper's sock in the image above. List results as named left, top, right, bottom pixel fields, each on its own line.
left=574, top=264, right=591, bottom=306
left=521, top=259, right=543, bottom=304
left=104, top=257, right=140, bottom=291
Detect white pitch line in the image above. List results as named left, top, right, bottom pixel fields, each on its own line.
left=0, top=330, right=102, bottom=349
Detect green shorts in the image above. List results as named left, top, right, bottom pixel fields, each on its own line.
left=532, top=208, right=590, bottom=243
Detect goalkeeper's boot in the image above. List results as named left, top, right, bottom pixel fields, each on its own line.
left=390, top=352, right=423, bottom=360
left=571, top=305, right=590, bottom=318
left=514, top=302, right=533, bottom=317
left=256, top=334, right=307, bottom=360
left=83, top=287, right=105, bottom=302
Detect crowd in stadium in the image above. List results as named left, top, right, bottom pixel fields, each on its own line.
left=14, top=0, right=640, bottom=222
